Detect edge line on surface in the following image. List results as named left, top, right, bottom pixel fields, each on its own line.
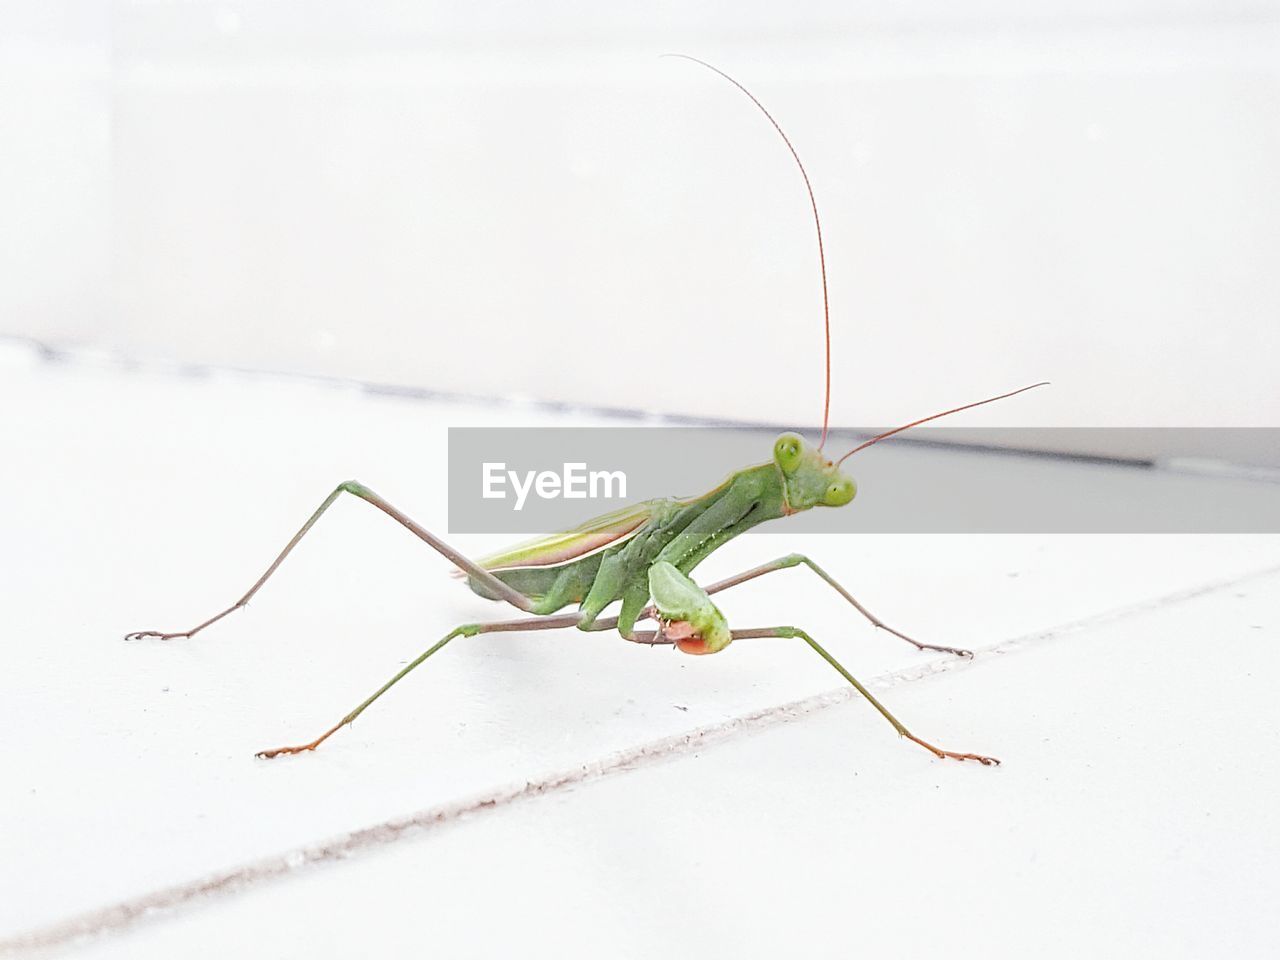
left=6, top=559, right=1280, bottom=956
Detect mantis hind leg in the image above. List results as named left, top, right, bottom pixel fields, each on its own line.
left=731, top=625, right=998, bottom=765
left=700, top=554, right=973, bottom=658
left=262, top=603, right=652, bottom=758
left=257, top=612, right=584, bottom=758
left=125, top=480, right=537, bottom=642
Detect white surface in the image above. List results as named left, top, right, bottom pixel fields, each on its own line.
left=61, top=584, right=1280, bottom=960
left=1, top=350, right=1278, bottom=957
left=4, top=3, right=1280, bottom=438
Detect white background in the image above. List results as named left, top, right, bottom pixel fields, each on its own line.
left=2, top=4, right=1279, bottom=959
left=3, top=2, right=1278, bottom=440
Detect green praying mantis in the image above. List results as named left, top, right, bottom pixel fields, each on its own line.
left=127, top=56, right=1046, bottom=765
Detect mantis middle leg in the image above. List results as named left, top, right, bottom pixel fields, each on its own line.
left=729, top=626, right=998, bottom=764
left=645, top=562, right=995, bottom=763
left=698, top=554, right=974, bottom=658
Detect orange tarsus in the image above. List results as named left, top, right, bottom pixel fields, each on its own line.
left=676, top=638, right=713, bottom=655
left=660, top=619, right=713, bottom=655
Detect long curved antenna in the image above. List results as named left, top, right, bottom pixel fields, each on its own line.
left=836, top=382, right=1050, bottom=465
left=664, top=54, right=833, bottom=450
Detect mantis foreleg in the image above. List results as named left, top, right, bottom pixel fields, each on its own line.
left=125, top=480, right=536, bottom=642
left=699, top=554, right=973, bottom=658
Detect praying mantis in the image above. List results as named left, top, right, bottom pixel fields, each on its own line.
left=127, top=56, right=1046, bottom=765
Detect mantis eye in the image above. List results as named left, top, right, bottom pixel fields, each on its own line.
left=823, top=476, right=856, bottom=506
left=773, top=433, right=804, bottom=474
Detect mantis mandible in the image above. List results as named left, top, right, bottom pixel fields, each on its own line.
left=127, top=56, right=1047, bottom=765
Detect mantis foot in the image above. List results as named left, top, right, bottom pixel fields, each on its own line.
left=876, top=626, right=973, bottom=659
left=914, top=641, right=974, bottom=659
left=124, top=605, right=242, bottom=643
left=906, top=732, right=1000, bottom=766
left=124, top=630, right=193, bottom=642
left=256, top=720, right=346, bottom=759
left=256, top=742, right=318, bottom=760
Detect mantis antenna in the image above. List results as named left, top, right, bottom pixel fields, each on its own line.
left=665, top=57, right=1046, bottom=464
left=664, top=54, right=833, bottom=450
left=836, top=382, right=1051, bottom=465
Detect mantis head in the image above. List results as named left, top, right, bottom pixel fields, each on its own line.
left=772, top=380, right=1052, bottom=516
left=773, top=433, right=856, bottom=511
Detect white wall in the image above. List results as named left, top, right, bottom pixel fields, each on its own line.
left=3, top=2, right=1278, bottom=445
left=0, top=1, right=110, bottom=344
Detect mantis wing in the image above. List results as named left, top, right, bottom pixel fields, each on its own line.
left=467, top=500, right=658, bottom=573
